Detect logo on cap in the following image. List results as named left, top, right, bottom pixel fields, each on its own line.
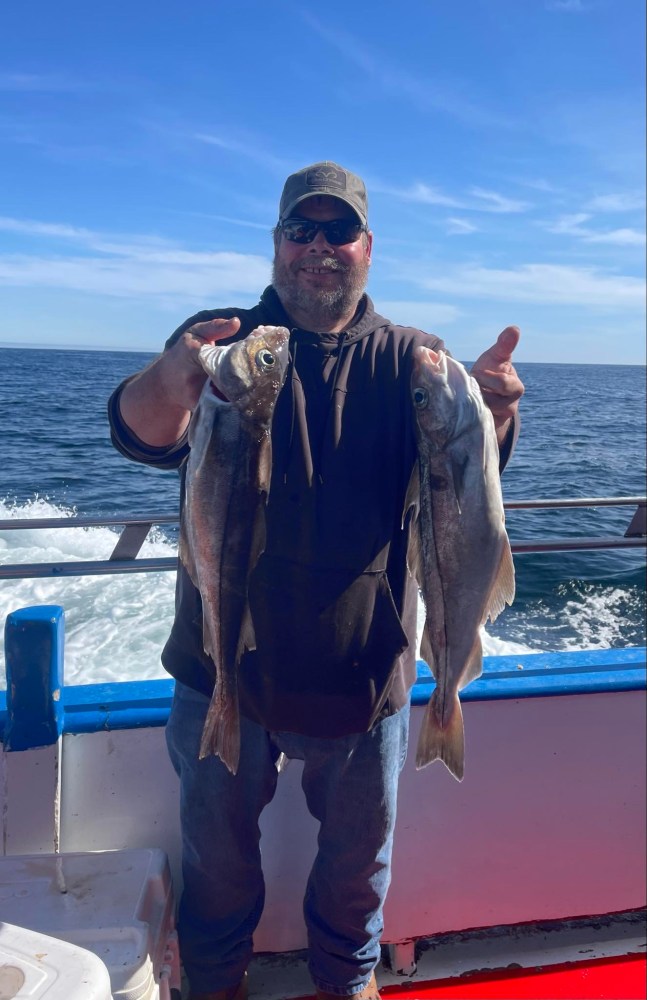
left=305, top=167, right=347, bottom=191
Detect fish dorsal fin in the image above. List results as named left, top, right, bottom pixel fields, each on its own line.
left=483, top=539, right=516, bottom=624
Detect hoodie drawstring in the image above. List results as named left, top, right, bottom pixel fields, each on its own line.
left=317, top=331, right=349, bottom=484
left=282, top=329, right=351, bottom=487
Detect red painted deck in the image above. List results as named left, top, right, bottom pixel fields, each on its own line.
left=294, top=953, right=646, bottom=1000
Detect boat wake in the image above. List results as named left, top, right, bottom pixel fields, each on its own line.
left=0, top=498, right=175, bottom=687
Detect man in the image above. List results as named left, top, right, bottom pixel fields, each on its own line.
left=109, top=162, right=524, bottom=1000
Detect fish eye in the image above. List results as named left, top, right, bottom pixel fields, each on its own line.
left=413, top=387, right=428, bottom=408
left=256, top=349, right=276, bottom=370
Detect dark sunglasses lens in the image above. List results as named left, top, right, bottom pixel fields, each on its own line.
left=282, top=221, right=318, bottom=243
left=281, top=220, right=364, bottom=245
left=325, top=221, right=363, bottom=245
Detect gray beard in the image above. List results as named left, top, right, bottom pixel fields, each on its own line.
left=272, top=255, right=370, bottom=330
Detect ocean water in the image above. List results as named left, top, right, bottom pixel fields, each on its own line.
left=1, top=347, right=645, bottom=687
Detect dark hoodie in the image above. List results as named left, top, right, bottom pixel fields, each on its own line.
left=109, top=286, right=512, bottom=737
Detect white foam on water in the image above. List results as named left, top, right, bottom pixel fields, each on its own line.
left=412, top=568, right=646, bottom=659
left=559, top=582, right=645, bottom=651
left=0, top=498, right=175, bottom=687
left=480, top=629, right=536, bottom=656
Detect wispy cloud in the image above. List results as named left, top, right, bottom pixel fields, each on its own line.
left=0, top=215, right=192, bottom=257
left=186, top=213, right=271, bottom=232
left=545, top=0, right=591, bottom=11
left=0, top=72, right=84, bottom=92
left=446, top=218, right=478, bottom=235
left=546, top=212, right=646, bottom=246
left=409, top=262, right=644, bottom=309
left=300, top=12, right=516, bottom=131
left=0, top=217, right=97, bottom=240
left=585, top=192, right=646, bottom=212
left=372, top=181, right=530, bottom=214
left=0, top=252, right=270, bottom=300
left=0, top=216, right=271, bottom=300
left=192, top=132, right=291, bottom=173
left=374, top=300, right=461, bottom=328
left=513, top=177, right=562, bottom=194
left=539, top=96, right=645, bottom=181
left=469, top=188, right=531, bottom=213
left=584, top=228, right=646, bottom=246
left=372, top=180, right=464, bottom=209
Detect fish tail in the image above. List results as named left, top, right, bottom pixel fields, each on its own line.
left=415, top=689, right=465, bottom=781
left=198, top=685, right=241, bottom=775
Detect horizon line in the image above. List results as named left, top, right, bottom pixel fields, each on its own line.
left=0, top=341, right=644, bottom=367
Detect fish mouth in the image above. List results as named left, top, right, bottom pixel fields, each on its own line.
left=415, top=345, right=446, bottom=373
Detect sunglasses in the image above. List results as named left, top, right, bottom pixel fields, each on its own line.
left=279, top=217, right=367, bottom=246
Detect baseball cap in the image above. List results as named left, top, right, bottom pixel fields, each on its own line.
left=279, top=162, right=368, bottom=226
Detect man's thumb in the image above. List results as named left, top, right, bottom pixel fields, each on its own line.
left=495, top=326, right=521, bottom=362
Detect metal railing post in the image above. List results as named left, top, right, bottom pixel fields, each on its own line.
left=625, top=503, right=646, bottom=538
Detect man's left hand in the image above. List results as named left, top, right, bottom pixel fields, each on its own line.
left=471, top=326, right=524, bottom=446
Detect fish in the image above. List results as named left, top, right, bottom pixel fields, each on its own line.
left=179, top=325, right=290, bottom=773
left=405, top=345, right=515, bottom=781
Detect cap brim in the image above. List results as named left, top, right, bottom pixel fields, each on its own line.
left=281, top=192, right=365, bottom=225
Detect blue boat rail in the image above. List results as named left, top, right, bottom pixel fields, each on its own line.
left=0, top=495, right=644, bottom=581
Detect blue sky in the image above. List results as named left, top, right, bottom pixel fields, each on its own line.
left=0, top=0, right=644, bottom=363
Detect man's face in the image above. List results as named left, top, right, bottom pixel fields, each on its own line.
left=272, top=195, right=373, bottom=329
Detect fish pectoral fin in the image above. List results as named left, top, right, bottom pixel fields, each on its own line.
left=249, top=502, right=268, bottom=569
left=406, top=520, right=424, bottom=585
left=450, top=453, right=470, bottom=514
left=415, top=689, right=464, bottom=781
left=238, top=601, right=256, bottom=657
left=402, top=462, right=420, bottom=528
left=178, top=520, right=199, bottom=589
left=256, top=435, right=273, bottom=493
left=484, top=539, right=516, bottom=624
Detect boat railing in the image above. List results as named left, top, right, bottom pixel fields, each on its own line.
left=0, top=496, right=644, bottom=581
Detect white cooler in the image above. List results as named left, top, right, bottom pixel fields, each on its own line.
left=0, top=848, right=179, bottom=1000
left=0, top=922, right=112, bottom=999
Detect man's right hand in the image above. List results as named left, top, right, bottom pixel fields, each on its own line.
left=118, top=317, right=241, bottom=447
left=159, top=317, right=242, bottom=411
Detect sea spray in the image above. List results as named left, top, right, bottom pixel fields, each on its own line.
left=0, top=498, right=175, bottom=687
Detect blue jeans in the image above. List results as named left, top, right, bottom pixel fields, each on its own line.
left=166, top=681, right=410, bottom=996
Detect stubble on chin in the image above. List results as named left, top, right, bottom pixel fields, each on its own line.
left=272, top=256, right=369, bottom=329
